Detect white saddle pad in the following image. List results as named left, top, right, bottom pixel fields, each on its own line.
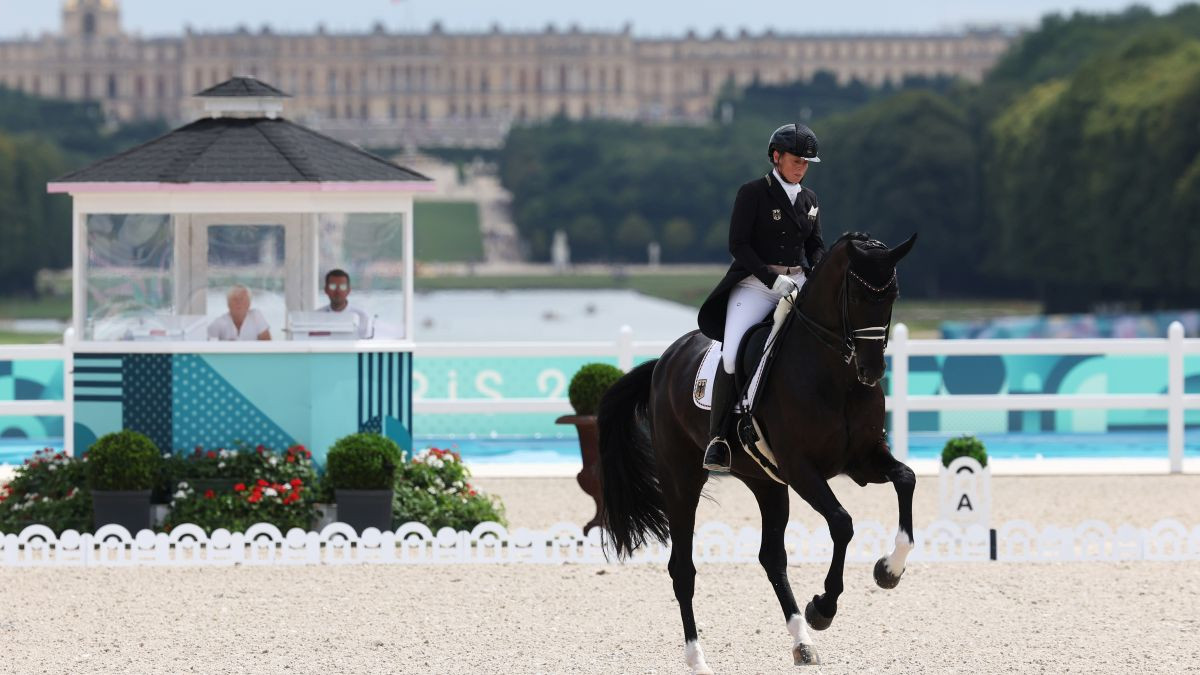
left=693, top=291, right=795, bottom=412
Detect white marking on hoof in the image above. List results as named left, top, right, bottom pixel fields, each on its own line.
left=885, top=530, right=914, bottom=576
left=787, top=614, right=819, bottom=665
left=685, top=640, right=713, bottom=675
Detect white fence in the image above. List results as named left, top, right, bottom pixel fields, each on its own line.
left=2, top=518, right=1198, bottom=567
left=414, top=321, right=1199, bottom=473
left=2, top=322, right=1198, bottom=473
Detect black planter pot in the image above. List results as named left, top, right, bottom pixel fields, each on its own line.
left=335, top=489, right=394, bottom=534
left=92, top=489, right=152, bottom=533
left=190, top=478, right=241, bottom=495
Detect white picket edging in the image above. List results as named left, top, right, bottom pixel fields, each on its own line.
left=2, top=518, right=1197, bottom=567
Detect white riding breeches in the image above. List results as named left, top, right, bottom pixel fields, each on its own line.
left=721, top=271, right=807, bottom=374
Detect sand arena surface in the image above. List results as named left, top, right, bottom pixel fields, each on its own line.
left=2, top=475, right=1198, bottom=674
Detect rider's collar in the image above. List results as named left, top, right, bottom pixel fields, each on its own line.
left=771, top=168, right=803, bottom=202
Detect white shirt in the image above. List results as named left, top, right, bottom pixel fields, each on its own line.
left=772, top=168, right=803, bottom=206
left=319, top=303, right=372, bottom=338
left=207, top=308, right=270, bottom=341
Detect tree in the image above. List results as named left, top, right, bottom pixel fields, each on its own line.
left=661, top=218, right=696, bottom=260
left=615, top=214, right=654, bottom=261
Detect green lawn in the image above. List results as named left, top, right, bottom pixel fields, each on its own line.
left=0, top=331, right=60, bottom=344
left=413, top=202, right=484, bottom=262
left=0, top=295, right=71, bottom=320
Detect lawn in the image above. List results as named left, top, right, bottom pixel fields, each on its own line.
left=0, top=295, right=71, bottom=320
left=413, top=201, right=484, bottom=262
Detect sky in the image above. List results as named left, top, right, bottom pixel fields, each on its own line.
left=0, top=0, right=1191, bottom=39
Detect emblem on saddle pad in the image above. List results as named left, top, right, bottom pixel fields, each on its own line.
left=772, top=209, right=782, bottom=221
left=694, top=379, right=707, bottom=401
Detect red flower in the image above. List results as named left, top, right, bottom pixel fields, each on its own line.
left=204, top=489, right=215, bottom=499
left=206, top=451, right=217, bottom=459
left=289, top=478, right=302, bottom=488
left=194, top=446, right=203, bottom=456
left=247, top=493, right=262, bottom=504
left=468, top=489, right=478, bottom=496
left=286, top=455, right=296, bottom=463
left=256, top=479, right=269, bottom=487
left=234, top=483, right=246, bottom=492
left=256, top=444, right=265, bottom=452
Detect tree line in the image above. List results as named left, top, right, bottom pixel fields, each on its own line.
left=499, top=4, right=1200, bottom=310
left=0, top=89, right=167, bottom=293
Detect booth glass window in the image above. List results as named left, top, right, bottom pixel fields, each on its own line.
left=317, top=213, right=407, bottom=339
left=85, top=213, right=174, bottom=340
left=205, top=224, right=288, bottom=334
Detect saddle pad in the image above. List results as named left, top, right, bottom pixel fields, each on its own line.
left=693, top=290, right=795, bottom=412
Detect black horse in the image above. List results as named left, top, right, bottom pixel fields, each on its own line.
left=598, top=233, right=917, bottom=672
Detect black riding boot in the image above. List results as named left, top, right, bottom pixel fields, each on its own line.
left=702, top=369, right=735, bottom=472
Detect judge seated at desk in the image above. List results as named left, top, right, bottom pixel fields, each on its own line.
left=320, top=269, right=373, bottom=339
left=207, top=284, right=272, bottom=341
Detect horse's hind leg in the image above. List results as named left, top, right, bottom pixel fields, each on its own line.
left=660, top=457, right=711, bottom=674
left=744, top=479, right=818, bottom=665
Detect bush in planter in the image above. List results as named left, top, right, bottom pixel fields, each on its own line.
left=87, top=430, right=159, bottom=491
left=0, top=448, right=91, bottom=534
left=941, top=434, right=988, bottom=468
left=567, top=363, right=624, bottom=416
left=326, top=433, right=404, bottom=490
left=393, top=447, right=506, bottom=531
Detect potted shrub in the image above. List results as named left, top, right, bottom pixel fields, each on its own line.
left=86, top=430, right=160, bottom=533
left=556, top=362, right=624, bottom=532
left=326, top=433, right=404, bottom=534
left=941, top=434, right=988, bottom=468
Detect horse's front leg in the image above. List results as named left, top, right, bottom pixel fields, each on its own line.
left=872, top=449, right=916, bottom=589
left=787, top=461, right=854, bottom=632
left=744, top=479, right=819, bottom=665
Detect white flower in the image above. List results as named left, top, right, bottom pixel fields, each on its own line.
left=41, top=496, right=50, bottom=503
left=178, top=481, right=190, bottom=490
left=281, top=483, right=291, bottom=491
left=47, top=464, right=57, bottom=472
left=174, top=490, right=187, bottom=500
left=264, top=488, right=277, bottom=497
left=269, top=457, right=278, bottom=466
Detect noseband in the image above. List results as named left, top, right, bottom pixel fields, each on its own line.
left=793, top=264, right=897, bottom=365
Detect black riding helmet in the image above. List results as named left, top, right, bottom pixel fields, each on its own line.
left=768, top=123, right=821, bottom=163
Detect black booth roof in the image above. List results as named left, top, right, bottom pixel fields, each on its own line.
left=53, top=78, right=429, bottom=185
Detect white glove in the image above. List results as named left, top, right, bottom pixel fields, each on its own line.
left=770, top=275, right=798, bottom=295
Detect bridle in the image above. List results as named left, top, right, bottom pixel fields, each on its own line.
left=793, top=263, right=897, bottom=365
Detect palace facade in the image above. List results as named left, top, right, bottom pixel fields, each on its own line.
left=0, top=1, right=1014, bottom=146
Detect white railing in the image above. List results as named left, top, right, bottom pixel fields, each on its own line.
left=413, top=321, right=1200, bottom=474
left=0, top=344, right=73, bottom=455
left=2, top=322, right=1196, bottom=474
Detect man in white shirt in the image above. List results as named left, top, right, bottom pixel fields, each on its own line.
left=318, top=269, right=372, bottom=338
left=207, top=285, right=271, bottom=341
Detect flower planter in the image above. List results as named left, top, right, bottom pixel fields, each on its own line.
left=556, top=414, right=603, bottom=533
left=335, top=489, right=394, bottom=534
left=92, top=489, right=152, bottom=533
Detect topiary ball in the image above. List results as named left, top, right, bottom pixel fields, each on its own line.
left=86, top=430, right=161, bottom=491
left=326, top=432, right=404, bottom=490
left=941, top=434, right=988, bottom=468
left=568, top=363, right=624, bottom=416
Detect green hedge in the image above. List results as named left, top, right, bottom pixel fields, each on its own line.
left=326, top=433, right=404, bottom=490
left=568, top=363, right=624, bottom=416
left=86, top=430, right=160, bottom=491
left=941, top=434, right=988, bottom=468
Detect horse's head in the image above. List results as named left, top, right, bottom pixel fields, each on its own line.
left=803, top=233, right=917, bottom=387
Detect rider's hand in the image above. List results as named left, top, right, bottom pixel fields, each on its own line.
left=770, top=275, right=798, bottom=295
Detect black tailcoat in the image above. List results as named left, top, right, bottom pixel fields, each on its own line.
left=697, top=173, right=826, bottom=341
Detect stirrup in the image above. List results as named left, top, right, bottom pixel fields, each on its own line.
left=702, top=437, right=731, bottom=473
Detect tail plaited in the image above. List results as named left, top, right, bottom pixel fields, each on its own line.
left=597, top=359, right=669, bottom=559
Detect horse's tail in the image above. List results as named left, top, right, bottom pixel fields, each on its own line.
left=598, top=358, right=669, bottom=560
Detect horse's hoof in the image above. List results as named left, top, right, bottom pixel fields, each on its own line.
left=874, top=556, right=904, bottom=589
left=804, top=598, right=833, bottom=631
left=793, top=643, right=820, bottom=665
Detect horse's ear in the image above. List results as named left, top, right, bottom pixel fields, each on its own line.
left=888, top=233, right=918, bottom=264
